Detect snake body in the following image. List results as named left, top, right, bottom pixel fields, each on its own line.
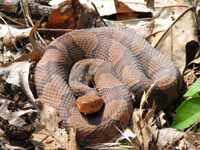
left=35, top=27, right=181, bottom=145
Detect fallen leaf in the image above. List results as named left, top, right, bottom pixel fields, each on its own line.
left=49, top=0, right=66, bottom=8
left=184, top=69, right=196, bottom=86
left=0, top=24, right=31, bottom=47
left=0, top=61, right=38, bottom=107
left=148, top=1, right=198, bottom=72
left=81, top=0, right=153, bottom=36
left=0, top=61, right=31, bottom=87
left=48, top=0, right=80, bottom=29
left=35, top=104, right=78, bottom=149
left=0, top=0, right=20, bottom=13
left=80, top=0, right=116, bottom=16
left=0, top=98, right=37, bottom=126
left=132, top=108, right=157, bottom=150
left=140, top=83, right=155, bottom=109
left=145, top=0, right=155, bottom=9
left=29, top=20, right=46, bottom=61
left=157, top=128, right=184, bottom=147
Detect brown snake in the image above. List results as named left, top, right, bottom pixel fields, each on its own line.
left=35, top=27, right=182, bottom=145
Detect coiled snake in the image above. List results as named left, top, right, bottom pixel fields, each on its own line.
left=35, top=27, right=181, bottom=145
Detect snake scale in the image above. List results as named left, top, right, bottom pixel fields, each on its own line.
left=35, top=27, right=182, bottom=145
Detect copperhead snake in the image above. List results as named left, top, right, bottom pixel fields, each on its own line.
left=35, top=27, right=182, bottom=145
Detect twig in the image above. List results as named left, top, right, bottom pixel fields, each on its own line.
left=146, top=29, right=165, bottom=39
left=19, top=0, right=29, bottom=26
left=154, top=6, right=194, bottom=48
left=170, top=27, right=174, bottom=62
left=114, top=125, right=133, bottom=144
left=20, top=0, right=46, bottom=46
left=37, top=28, right=73, bottom=32
left=0, top=12, right=26, bottom=27
left=153, top=4, right=190, bottom=9
left=20, top=62, right=39, bottom=109
left=185, top=120, right=199, bottom=132
left=21, top=0, right=33, bottom=27
left=192, top=0, right=200, bottom=40
left=25, top=135, right=49, bottom=150
left=91, top=2, right=107, bottom=27
left=120, top=2, right=190, bottom=9
left=0, top=15, right=13, bottom=36
left=68, top=128, right=78, bottom=150
left=140, top=82, right=156, bottom=109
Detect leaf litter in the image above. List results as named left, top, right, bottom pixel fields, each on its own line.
left=0, top=0, right=200, bottom=149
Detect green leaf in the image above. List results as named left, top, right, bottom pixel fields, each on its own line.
left=172, top=97, right=200, bottom=130
left=184, top=78, right=200, bottom=97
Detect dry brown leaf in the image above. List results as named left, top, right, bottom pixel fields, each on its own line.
left=132, top=106, right=170, bottom=150
left=115, top=0, right=134, bottom=13
left=47, top=0, right=80, bottom=29
left=0, top=24, right=31, bottom=47
left=29, top=21, right=46, bottom=61
left=0, top=99, right=36, bottom=126
left=81, top=0, right=153, bottom=36
left=0, top=61, right=38, bottom=107
left=0, top=61, right=31, bottom=87
left=46, top=0, right=99, bottom=32
left=0, top=0, right=20, bottom=13
left=148, top=1, right=198, bottom=73
left=35, top=104, right=78, bottom=149
left=49, top=0, right=66, bottom=8
left=157, top=128, right=184, bottom=147
left=183, top=69, right=196, bottom=86
left=183, top=132, right=200, bottom=149
left=132, top=107, right=200, bottom=149
left=156, top=129, right=200, bottom=149
left=114, top=0, right=141, bottom=20
left=80, top=0, right=116, bottom=16
left=140, top=82, right=155, bottom=109
left=132, top=109, right=157, bottom=150
left=145, top=0, right=155, bottom=9
left=32, top=128, right=69, bottom=150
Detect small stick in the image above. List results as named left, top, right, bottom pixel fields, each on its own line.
left=37, top=28, right=73, bottom=32
left=91, top=2, right=107, bottom=27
